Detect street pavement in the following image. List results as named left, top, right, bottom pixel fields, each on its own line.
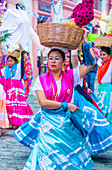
left=0, top=81, right=112, bottom=170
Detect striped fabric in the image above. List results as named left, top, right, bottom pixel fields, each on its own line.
left=4, top=79, right=33, bottom=126
left=97, top=84, right=112, bottom=123
left=14, top=107, right=94, bottom=169
left=14, top=112, right=41, bottom=150
left=73, top=89, right=112, bottom=155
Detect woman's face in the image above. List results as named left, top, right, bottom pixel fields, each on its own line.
left=100, top=50, right=110, bottom=63
left=65, top=52, right=70, bottom=65
left=7, top=57, right=16, bottom=68
left=6, top=0, right=20, bottom=4
left=48, top=51, right=64, bottom=72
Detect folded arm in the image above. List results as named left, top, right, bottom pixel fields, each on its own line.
left=36, top=90, right=79, bottom=112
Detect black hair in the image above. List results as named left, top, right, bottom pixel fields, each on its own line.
left=100, top=46, right=110, bottom=55
left=48, top=49, right=65, bottom=61
left=7, top=55, right=18, bottom=63
left=16, top=1, right=26, bottom=10
left=68, top=50, right=73, bottom=69
left=5, top=1, right=25, bottom=10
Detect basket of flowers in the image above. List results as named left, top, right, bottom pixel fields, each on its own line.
left=6, top=43, right=21, bottom=59
left=37, top=22, right=85, bottom=50
left=95, top=36, right=112, bottom=48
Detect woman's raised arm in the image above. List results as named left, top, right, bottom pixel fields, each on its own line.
left=77, top=28, right=96, bottom=78
left=79, top=46, right=96, bottom=78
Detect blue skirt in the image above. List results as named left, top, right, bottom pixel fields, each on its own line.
left=97, top=83, right=112, bottom=123
left=14, top=107, right=94, bottom=170
left=73, top=89, right=112, bottom=155
left=14, top=112, right=41, bottom=150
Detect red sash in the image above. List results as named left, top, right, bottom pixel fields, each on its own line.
left=97, top=58, right=112, bottom=84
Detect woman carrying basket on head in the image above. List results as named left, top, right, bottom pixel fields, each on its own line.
left=14, top=29, right=96, bottom=169
left=0, top=43, right=33, bottom=130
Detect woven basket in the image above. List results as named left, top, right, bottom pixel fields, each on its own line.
left=7, top=50, right=21, bottom=58
left=95, top=36, right=112, bottom=48
left=37, top=23, right=85, bottom=50
left=8, top=50, right=20, bottom=58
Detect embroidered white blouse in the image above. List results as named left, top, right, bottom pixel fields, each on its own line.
left=1, top=63, right=21, bottom=80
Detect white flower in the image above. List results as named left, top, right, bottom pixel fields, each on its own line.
left=7, top=43, right=19, bottom=53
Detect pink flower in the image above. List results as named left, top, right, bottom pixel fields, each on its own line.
left=82, top=0, right=94, bottom=5
left=71, top=0, right=94, bottom=27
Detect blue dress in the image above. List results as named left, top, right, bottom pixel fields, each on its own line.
left=14, top=106, right=94, bottom=170
left=14, top=67, right=95, bottom=169
left=73, top=87, right=112, bottom=155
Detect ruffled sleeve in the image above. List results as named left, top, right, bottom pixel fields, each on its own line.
left=31, top=76, right=43, bottom=96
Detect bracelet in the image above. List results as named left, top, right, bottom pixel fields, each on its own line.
left=82, top=42, right=92, bottom=48
left=61, top=102, right=68, bottom=111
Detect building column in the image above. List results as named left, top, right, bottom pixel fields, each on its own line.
left=94, top=0, right=99, bottom=10
left=32, top=0, right=39, bottom=79
left=107, top=0, right=111, bottom=14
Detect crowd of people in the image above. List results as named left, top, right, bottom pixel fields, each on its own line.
left=0, top=0, right=112, bottom=170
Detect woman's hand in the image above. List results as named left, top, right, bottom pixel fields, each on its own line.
left=87, top=88, right=92, bottom=94
left=18, top=42, right=28, bottom=63
left=83, top=28, right=89, bottom=43
left=67, top=103, right=79, bottom=113
left=18, top=42, right=24, bottom=51
left=23, top=53, right=28, bottom=64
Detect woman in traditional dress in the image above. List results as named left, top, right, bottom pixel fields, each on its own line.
left=0, top=43, right=33, bottom=130
left=97, top=46, right=112, bottom=123
left=14, top=30, right=97, bottom=169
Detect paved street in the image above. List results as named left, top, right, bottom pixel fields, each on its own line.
left=0, top=94, right=39, bottom=170
left=0, top=81, right=112, bottom=170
